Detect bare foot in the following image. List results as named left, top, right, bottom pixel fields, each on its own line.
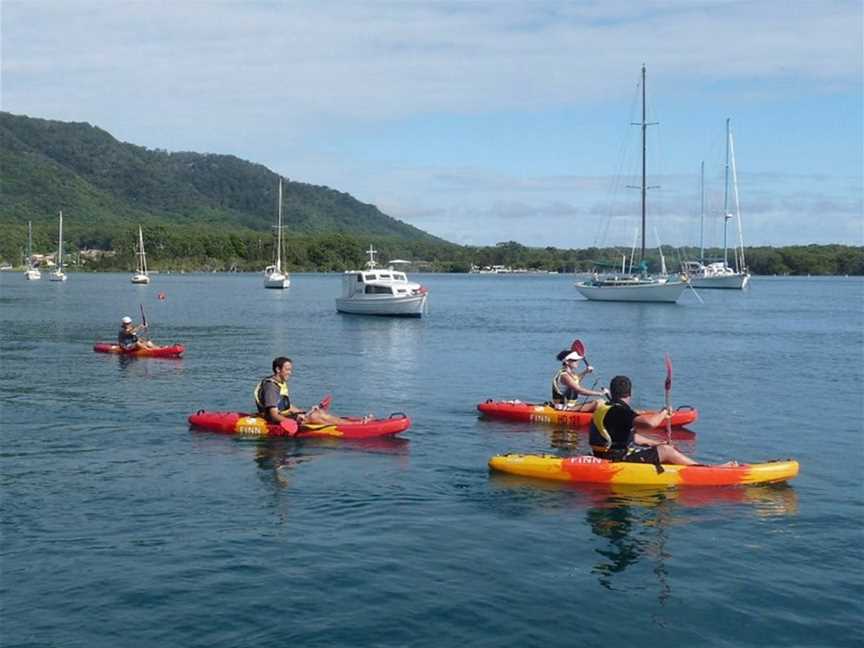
left=719, top=460, right=740, bottom=467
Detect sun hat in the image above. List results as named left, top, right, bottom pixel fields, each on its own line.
left=121, top=316, right=133, bottom=324
left=564, top=351, right=583, bottom=362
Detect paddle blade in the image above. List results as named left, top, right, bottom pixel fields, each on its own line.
left=570, top=339, right=586, bottom=356
left=318, top=394, right=332, bottom=411
left=279, top=419, right=299, bottom=436
left=664, top=353, right=673, bottom=390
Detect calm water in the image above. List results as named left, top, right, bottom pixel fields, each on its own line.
left=1, top=272, right=862, bottom=647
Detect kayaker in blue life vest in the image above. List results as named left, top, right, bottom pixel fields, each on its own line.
left=551, top=348, right=609, bottom=411
left=254, top=357, right=360, bottom=431
left=590, top=375, right=736, bottom=466
left=118, top=315, right=157, bottom=351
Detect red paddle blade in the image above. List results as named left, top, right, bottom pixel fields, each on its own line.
left=570, top=339, right=586, bottom=355
left=279, top=419, right=298, bottom=435
left=664, top=353, right=673, bottom=390
left=318, top=394, right=332, bottom=411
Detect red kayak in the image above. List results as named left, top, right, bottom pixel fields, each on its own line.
left=93, top=342, right=185, bottom=358
left=477, top=400, right=698, bottom=429
left=188, top=411, right=411, bottom=439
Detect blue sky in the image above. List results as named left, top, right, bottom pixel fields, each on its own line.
left=2, top=1, right=861, bottom=247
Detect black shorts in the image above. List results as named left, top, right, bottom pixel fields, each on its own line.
left=622, top=446, right=660, bottom=465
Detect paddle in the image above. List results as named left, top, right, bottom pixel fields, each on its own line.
left=570, top=338, right=588, bottom=365
left=664, top=353, right=673, bottom=444
left=279, top=418, right=299, bottom=436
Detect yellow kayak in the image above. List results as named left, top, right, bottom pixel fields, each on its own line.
left=488, top=454, right=799, bottom=487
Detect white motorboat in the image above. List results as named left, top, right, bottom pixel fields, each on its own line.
left=336, top=246, right=428, bottom=317
left=682, top=119, right=750, bottom=289
left=49, top=211, right=68, bottom=282
left=264, top=178, right=290, bottom=289
left=24, top=221, right=41, bottom=280
left=131, top=224, right=150, bottom=284
left=576, top=65, right=686, bottom=304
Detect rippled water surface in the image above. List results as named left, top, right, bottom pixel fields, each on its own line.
left=2, top=273, right=862, bottom=647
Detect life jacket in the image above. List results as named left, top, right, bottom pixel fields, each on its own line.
left=589, top=400, right=616, bottom=453
left=551, top=367, right=581, bottom=406
left=254, top=376, right=291, bottom=415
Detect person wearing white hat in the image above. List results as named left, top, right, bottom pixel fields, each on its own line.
left=118, top=315, right=157, bottom=352
left=551, top=348, right=609, bottom=412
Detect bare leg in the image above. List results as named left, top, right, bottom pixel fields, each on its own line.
left=657, top=444, right=699, bottom=466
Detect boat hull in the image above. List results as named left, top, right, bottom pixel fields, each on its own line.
left=336, top=294, right=426, bottom=317
left=49, top=271, right=67, bottom=282
left=575, top=280, right=687, bottom=303
left=477, top=400, right=698, bottom=428
left=264, top=276, right=290, bottom=289
left=690, top=273, right=750, bottom=289
left=93, top=343, right=184, bottom=358
left=131, top=273, right=150, bottom=284
left=24, top=270, right=41, bottom=280
left=489, top=454, right=799, bottom=486
left=188, top=411, right=411, bottom=439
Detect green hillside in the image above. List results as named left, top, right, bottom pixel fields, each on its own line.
left=0, top=111, right=441, bottom=240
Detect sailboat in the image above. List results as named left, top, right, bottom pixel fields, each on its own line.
left=682, top=119, right=750, bottom=289
left=131, top=225, right=150, bottom=284
left=263, top=177, right=290, bottom=289
left=49, top=211, right=68, bottom=282
left=575, top=65, right=687, bottom=303
left=24, top=221, right=41, bottom=280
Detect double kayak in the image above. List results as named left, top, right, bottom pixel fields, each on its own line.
left=489, top=453, right=799, bottom=486
left=188, top=410, right=411, bottom=439
left=478, top=400, right=698, bottom=428
left=94, top=342, right=185, bottom=358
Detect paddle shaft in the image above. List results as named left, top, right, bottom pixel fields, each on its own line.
left=664, top=354, right=673, bottom=443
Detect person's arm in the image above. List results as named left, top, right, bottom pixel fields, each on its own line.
left=633, top=407, right=670, bottom=438
left=561, top=372, right=606, bottom=398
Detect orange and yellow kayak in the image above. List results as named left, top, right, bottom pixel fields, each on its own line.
left=478, top=400, right=698, bottom=428
left=488, top=453, right=799, bottom=487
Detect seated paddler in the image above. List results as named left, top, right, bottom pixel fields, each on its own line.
left=255, top=356, right=358, bottom=431
left=551, top=348, right=608, bottom=412
left=589, top=375, right=721, bottom=466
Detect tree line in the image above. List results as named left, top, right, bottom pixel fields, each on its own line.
left=2, top=222, right=861, bottom=275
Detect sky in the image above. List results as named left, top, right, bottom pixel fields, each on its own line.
left=1, top=0, right=862, bottom=248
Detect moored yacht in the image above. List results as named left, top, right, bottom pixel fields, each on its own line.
left=336, top=246, right=428, bottom=317
left=24, top=221, right=41, bottom=280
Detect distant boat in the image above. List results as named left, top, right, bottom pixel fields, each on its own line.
left=336, top=245, right=428, bottom=317
left=682, top=119, right=750, bottom=289
left=49, top=211, right=68, bottom=282
left=575, top=65, right=687, bottom=303
left=24, top=221, right=41, bottom=280
left=264, top=178, right=290, bottom=289
left=131, top=225, right=150, bottom=284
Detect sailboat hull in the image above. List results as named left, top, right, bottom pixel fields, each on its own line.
left=131, top=273, right=150, bottom=284
left=690, top=272, right=749, bottom=289
left=264, top=275, right=290, bottom=289
left=49, top=272, right=67, bottom=282
left=24, top=269, right=41, bottom=280
left=575, top=280, right=687, bottom=303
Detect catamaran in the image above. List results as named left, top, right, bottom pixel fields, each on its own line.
left=131, top=225, right=150, bottom=284
left=264, top=178, right=290, bottom=289
left=336, top=245, right=428, bottom=316
left=575, top=65, right=687, bottom=303
left=49, top=211, right=68, bottom=282
left=682, top=119, right=750, bottom=289
left=24, top=221, right=41, bottom=280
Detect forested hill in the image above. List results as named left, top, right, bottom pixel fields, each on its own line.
left=0, top=111, right=441, bottom=241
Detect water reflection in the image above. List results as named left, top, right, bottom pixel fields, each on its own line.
left=337, top=315, right=424, bottom=375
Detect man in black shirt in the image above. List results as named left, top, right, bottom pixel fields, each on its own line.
left=589, top=375, right=699, bottom=466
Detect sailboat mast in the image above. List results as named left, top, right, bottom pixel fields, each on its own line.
left=58, top=211, right=63, bottom=268
left=723, top=117, right=731, bottom=267
left=640, top=65, right=647, bottom=262
left=729, top=125, right=746, bottom=272
left=27, top=221, right=33, bottom=263
left=699, top=161, right=705, bottom=264
left=276, top=178, right=283, bottom=271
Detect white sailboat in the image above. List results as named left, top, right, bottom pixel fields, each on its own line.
left=131, top=225, right=150, bottom=284
left=49, top=211, right=68, bottom=282
left=682, top=118, right=750, bottom=289
left=24, top=221, right=41, bottom=280
left=264, top=178, right=290, bottom=289
left=336, top=245, right=428, bottom=316
left=575, top=65, right=687, bottom=303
